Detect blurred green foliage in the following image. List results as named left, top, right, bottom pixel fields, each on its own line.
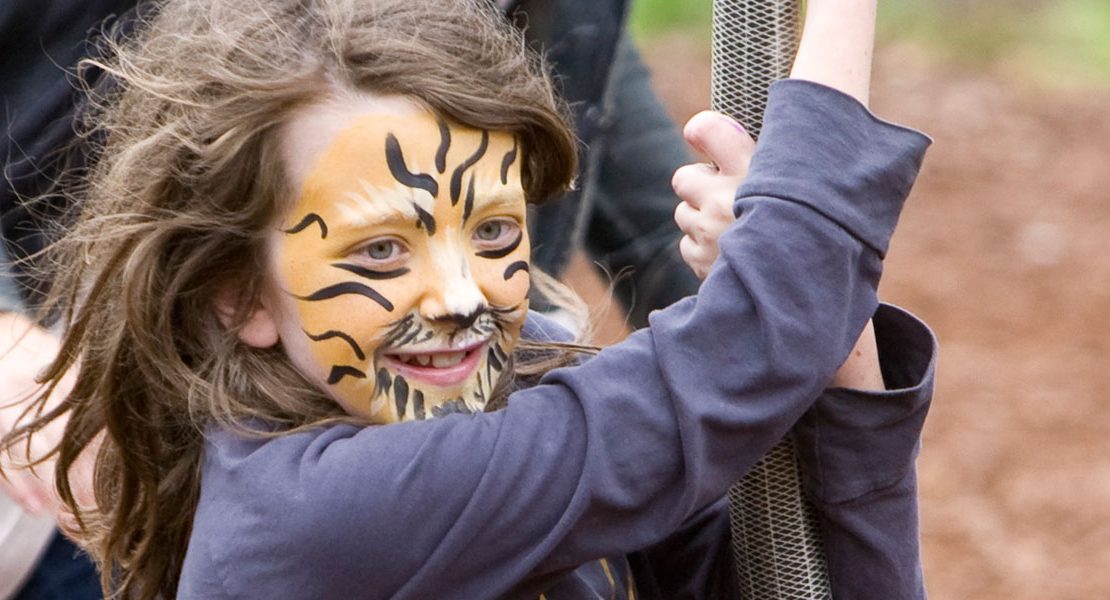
left=627, top=0, right=711, bottom=39
left=628, top=0, right=1110, bottom=84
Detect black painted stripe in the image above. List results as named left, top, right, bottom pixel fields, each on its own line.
left=503, top=261, right=529, bottom=281
left=305, top=329, right=366, bottom=361
left=283, top=213, right=328, bottom=239
left=327, top=365, right=366, bottom=385
left=377, top=368, right=392, bottom=397
left=394, top=375, right=409, bottom=419
left=488, top=347, right=503, bottom=372
left=435, top=118, right=451, bottom=174
left=491, top=343, right=508, bottom=365
left=431, top=398, right=471, bottom=418
left=413, top=390, right=426, bottom=420
left=476, top=231, right=522, bottom=259
left=386, top=133, right=439, bottom=198
left=331, top=263, right=409, bottom=281
left=298, top=282, right=394, bottom=312
left=462, top=175, right=476, bottom=225
left=382, top=315, right=415, bottom=347
left=413, top=202, right=437, bottom=235
left=398, top=327, right=423, bottom=347
left=500, top=139, right=518, bottom=185
left=450, top=130, right=489, bottom=205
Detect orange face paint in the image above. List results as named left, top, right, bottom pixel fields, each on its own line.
left=273, top=107, right=529, bottom=422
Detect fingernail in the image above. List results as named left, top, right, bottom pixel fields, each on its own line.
left=718, top=113, right=747, bottom=136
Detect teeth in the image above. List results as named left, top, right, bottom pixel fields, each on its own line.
left=398, top=351, right=467, bottom=368
left=432, top=352, right=465, bottom=368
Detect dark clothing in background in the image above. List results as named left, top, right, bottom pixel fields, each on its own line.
left=1, top=0, right=137, bottom=305
left=12, top=534, right=101, bottom=600
left=512, top=0, right=699, bottom=326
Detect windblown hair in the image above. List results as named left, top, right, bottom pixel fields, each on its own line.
left=1, top=0, right=582, bottom=597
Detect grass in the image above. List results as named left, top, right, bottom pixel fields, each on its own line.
left=1036, top=0, right=1110, bottom=82
left=627, top=0, right=712, bottom=39
left=628, top=0, right=1110, bottom=86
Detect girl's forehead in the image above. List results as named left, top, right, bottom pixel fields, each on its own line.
left=277, top=97, right=525, bottom=237
left=280, top=94, right=520, bottom=205
left=280, top=93, right=427, bottom=192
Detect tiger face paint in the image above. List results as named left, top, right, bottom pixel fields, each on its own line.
left=268, top=97, right=529, bottom=423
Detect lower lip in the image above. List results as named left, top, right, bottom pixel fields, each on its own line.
left=382, top=344, right=487, bottom=387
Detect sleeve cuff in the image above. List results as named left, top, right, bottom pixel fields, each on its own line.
left=793, top=303, right=937, bottom=503
left=737, top=79, right=933, bottom=258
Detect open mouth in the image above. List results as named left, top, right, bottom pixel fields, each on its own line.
left=381, top=341, right=488, bottom=387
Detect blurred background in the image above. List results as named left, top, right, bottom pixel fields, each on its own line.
left=562, top=1, right=1110, bottom=598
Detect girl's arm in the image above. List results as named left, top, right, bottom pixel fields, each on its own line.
left=796, top=0, right=886, bottom=390
left=677, top=0, right=885, bottom=390
left=791, top=0, right=878, bottom=106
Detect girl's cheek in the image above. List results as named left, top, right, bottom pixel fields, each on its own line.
left=470, top=257, right=530, bottom=308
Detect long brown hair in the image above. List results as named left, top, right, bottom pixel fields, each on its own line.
left=1, top=0, right=579, bottom=597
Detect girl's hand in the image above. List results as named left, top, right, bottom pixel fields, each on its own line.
left=672, top=111, right=756, bottom=280
left=0, top=313, right=67, bottom=516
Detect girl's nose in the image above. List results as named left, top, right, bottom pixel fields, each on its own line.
left=418, top=257, right=486, bottom=325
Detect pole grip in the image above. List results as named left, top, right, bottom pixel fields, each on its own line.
left=711, top=1, right=833, bottom=597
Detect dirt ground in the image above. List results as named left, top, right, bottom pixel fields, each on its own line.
left=563, top=35, right=1110, bottom=599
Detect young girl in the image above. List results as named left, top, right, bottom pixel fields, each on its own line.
left=3, top=0, right=934, bottom=598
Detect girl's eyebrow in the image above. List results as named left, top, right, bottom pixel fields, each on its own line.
left=471, top=189, right=526, bottom=212
left=472, top=192, right=523, bottom=211
left=461, top=189, right=525, bottom=226
left=331, top=179, right=426, bottom=229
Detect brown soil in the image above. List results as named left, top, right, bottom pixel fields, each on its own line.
left=564, top=35, right=1110, bottom=599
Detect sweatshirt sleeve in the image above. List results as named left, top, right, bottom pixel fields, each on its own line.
left=795, top=303, right=936, bottom=600
left=184, top=80, right=931, bottom=600
left=622, top=304, right=936, bottom=600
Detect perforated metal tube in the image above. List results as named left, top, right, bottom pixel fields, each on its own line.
left=712, top=1, right=833, bottom=597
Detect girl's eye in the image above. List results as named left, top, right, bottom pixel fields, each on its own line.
left=472, top=218, right=521, bottom=252
left=476, top=221, right=505, bottom=241
left=366, top=240, right=396, bottom=260
left=355, top=238, right=408, bottom=269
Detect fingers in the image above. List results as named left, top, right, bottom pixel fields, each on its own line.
left=679, top=235, right=716, bottom=281
left=0, top=467, right=57, bottom=517
left=682, top=111, right=756, bottom=177
left=673, top=199, right=699, bottom=238
left=672, top=110, right=757, bottom=281
left=671, top=162, right=721, bottom=210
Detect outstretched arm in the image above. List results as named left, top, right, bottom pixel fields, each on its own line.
left=673, top=0, right=884, bottom=391
left=791, top=0, right=877, bottom=106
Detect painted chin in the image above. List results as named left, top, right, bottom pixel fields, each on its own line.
left=380, top=341, right=488, bottom=388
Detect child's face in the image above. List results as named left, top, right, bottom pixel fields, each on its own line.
left=259, top=95, right=530, bottom=423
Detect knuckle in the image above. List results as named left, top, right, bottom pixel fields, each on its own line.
left=673, top=201, right=689, bottom=228
left=671, top=166, right=695, bottom=197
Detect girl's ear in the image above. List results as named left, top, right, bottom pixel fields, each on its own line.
left=214, top=287, right=280, bottom=349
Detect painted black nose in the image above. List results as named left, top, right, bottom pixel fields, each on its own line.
left=438, top=306, right=486, bottom=330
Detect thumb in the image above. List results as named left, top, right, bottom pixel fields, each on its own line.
left=682, top=111, right=756, bottom=177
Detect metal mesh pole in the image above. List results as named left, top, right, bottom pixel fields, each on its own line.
left=711, top=1, right=834, bottom=597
